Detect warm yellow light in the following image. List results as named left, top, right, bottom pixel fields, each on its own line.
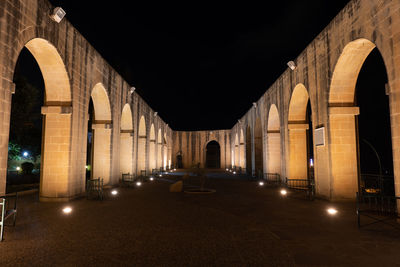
left=280, top=189, right=287, bottom=196
left=136, top=181, right=142, bottom=186
left=149, top=177, right=154, bottom=181
left=259, top=181, right=264, bottom=186
left=159, top=174, right=163, bottom=177
left=62, top=206, right=72, bottom=214
left=111, top=190, right=118, bottom=195
left=226, top=168, right=229, bottom=171
left=327, top=208, right=338, bottom=215
left=174, top=168, right=176, bottom=171
left=16, top=166, right=21, bottom=171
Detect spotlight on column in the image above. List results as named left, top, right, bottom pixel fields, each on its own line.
left=259, top=181, right=264, bottom=186
left=130, top=87, right=136, bottom=94
left=287, top=61, right=296, bottom=70
left=280, top=189, right=287, bottom=196
left=111, top=190, right=118, bottom=196
left=50, top=7, right=66, bottom=23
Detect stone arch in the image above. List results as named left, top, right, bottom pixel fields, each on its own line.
left=137, top=116, right=147, bottom=175
left=246, top=125, right=252, bottom=175
left=254, top=117, right=263, bottom=176
left=287, top=84, right=311, bottom=180
left=328, top=38, right=395, bottom=199
left=120, top=104, right=133, bottom=175
left=267, top=104, right=281, bottom=175
left=90, top=83, right=112, bottom=184
left=149, top=124, right=156, bottom=172
left=11, top=38, right=73, bottom=200
left=157, top=128, right=163, bottom=169
left=239, top=128, right=245, bottom=169
left=234, top=133, right=239, bottom=167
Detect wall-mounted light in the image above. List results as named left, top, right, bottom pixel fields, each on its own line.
left=253, top=102, right=257, bottom=108
left=50, top=7, right=66, bottom=23
left=154, top=112, right=158, bottom=117
left=130, top=87, right=136, bottom=94
left=287, top=61, right=296, bottom=70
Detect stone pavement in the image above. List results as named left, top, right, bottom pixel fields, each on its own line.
left=1, top=172, right=400, bottom=266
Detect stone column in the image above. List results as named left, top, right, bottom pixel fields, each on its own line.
left=267, top=130, right=281, bottom=175
left=92, top=122, right=112, bottom=185
left=40, top=105, right=72, bottom=201
left=328, top=106, right=359, bottom=200
left=288, top=123, right=309, bottom=180
left=120, top=130, right=134, bottom=175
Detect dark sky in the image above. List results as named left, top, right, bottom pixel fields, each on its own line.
left=48, top=0, right=351, bottom=130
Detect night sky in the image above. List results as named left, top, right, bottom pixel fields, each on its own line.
left=47, top=1, right=351, bottom=130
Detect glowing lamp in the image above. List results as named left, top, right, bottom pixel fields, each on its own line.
left=233, top=171, right=236, bottom=174
left=16, top=166, right=21, bottom=171
left=111, top=190, right=118, bottom=195
left=259, top=181, right=264, bottom=186
left=280, top=189, right=287, bottom=196
left=136, top=181, right=142, bottom=186
left=62, top=206, right=72, bottom=214
left=327, top=208, right=338, bottom=215
left=149, top=177, right=154, bottom=181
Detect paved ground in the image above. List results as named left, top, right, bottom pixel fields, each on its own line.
left=1, top=171, right=400, bottom=266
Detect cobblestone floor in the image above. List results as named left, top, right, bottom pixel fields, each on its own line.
left=1, top=171, right=400, bottom=266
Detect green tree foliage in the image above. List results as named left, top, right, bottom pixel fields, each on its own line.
left=8, top=142, right=21, bottom=161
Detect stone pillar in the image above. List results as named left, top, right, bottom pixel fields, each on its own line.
left=0, top=80, right=13, bottom=196
left=234, top=145, right=239, bottom=167
left=120, top=130, right=134, bottom=175
left=92, top=122, right=112, bottom=185
left=40, top=105, right=72, bottom=201
left=240, top=143, right=245, bottom=168
left=137, top=135, right=146, bottom=175
left=288, top=123, right=309, bottom=179
left=267, top=130, right=281, bottom=175
left=149, top=140, right=156, bottom=172
left=328, top=106, right=359, bottom=200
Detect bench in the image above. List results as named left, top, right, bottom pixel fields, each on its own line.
left=356, top=192, right=400, bottom=229
left=284, top=178, right=315, bottom=200
left=1, top=192, right=17, bottom=242
left=86, top=178, right=104, bottom=200
left=262, top=173, right=281, bottom=186
left=121, top=173, right=136, bottom=187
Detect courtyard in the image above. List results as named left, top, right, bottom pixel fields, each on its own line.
left=1, top=171, right=400, bottom=266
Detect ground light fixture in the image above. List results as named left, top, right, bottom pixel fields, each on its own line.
left=327, top=208, right=338, bottom=215
left=62, top=206, right=72, bottom=214
left=149, top=177, right=154, bottom=181
left=280, top=189, right=287, bottom=196
left=259, top=181, right=264, bottom=186
left=111, top=190, right=118, bottom=195
left=174, top=168, right=176, bottom=171
left=136, top=181, right=142, bottom=186
left=233, top=171, right=236, bottom=175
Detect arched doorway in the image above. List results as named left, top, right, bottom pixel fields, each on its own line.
left=246, top=126, right=252, bottom=175
left=206, top=141, right=220, bottom=169
left=137, top=116, right=147, bottom=175
left=8, top=38, right=72, bottom=200
left=254, top=117, right=263, bottom=177
left=149, top=124, right=156, bottom=172
left=120, top=104, right=133, bottom=175
left=288, top=84, right=313, bottom=180
left=329, top=38, right=395, bottom=199
left=90, top=83, right=112, bottom=184
left=267, top=104, right=281, bottom=175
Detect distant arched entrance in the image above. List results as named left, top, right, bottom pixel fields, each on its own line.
left=206, top=141, right=220, bottom=169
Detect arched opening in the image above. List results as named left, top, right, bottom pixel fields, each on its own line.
left=234, top=133, right=239, bottom=167
left=120, top=104, right=133, bottom=175
left=7, top=38, right=72, bottom=200
left=288, top=84, right=313, bottom=180
left=267, top=104, right=281, bottom=175
left=246, top=126, right=252, bottom=175
left=157, top=129, right=162, bottom=169
left=206, top=141, right=221, bottom=168
left=137, top=116, right=147, bottom=175
left=149, top=124, right=156, bottom=172
left=254, top=117, right=263, bottom=177
left=90, top=83, right=112, bottom=184
left=239, top=129, right=245, bottom=169
left=329, top=38, right=395, bottom=199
